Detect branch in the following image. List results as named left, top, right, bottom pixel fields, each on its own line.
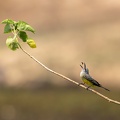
left=19, top=45, right=120, bottom=105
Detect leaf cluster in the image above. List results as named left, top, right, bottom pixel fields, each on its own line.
left=2, top=19, right=36, bottom=50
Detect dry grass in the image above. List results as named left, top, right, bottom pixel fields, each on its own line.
left=0, top=88, right=119, bottom=120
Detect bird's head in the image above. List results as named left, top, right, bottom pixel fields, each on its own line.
left=80, top=62, right=89, bottom=74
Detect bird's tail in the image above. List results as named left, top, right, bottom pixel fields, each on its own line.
left=101, top=86, right=110, bottom=91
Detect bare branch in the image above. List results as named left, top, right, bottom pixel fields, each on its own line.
left=19, top=45, right=120, bottom=105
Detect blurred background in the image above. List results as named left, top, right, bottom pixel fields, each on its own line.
left=0, top=0, right=120, bottom=120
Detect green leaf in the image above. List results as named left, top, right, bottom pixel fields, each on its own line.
left=4, top=23, right=12, bottom=33
left=2, top=19, right=15, bottom=24
left=17, top=21, right=35, bottom=33
left=18, top=31, right=28, bottom=42
left=2, top=19, right=17, bottom=33
left=27, top=38, right=36, bottom=48
left=6, top=37, right=19, bottom=51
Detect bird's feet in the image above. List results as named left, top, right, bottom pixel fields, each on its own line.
left=78, top=83, right=85, bottom=86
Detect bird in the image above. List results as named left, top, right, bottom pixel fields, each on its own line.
left=80, top=62, right=110, bottom=91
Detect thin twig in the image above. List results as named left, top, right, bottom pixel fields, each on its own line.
left=19, top=45, right=120, bottom=105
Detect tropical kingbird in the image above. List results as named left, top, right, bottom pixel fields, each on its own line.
left=80, top=62, right=109, bottom=91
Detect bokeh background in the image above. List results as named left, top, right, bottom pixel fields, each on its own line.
left=0, top=0, right=120, bottom=120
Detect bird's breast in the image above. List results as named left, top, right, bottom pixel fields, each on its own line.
left=80, top=71, right=84, bottom=78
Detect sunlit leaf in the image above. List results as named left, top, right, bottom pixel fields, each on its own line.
left=2, top=19, right=14, bottom=24
left=6, top=37, right=19, bottom=51
left=27, top=38, right=36, bottom=48
left=17, top=21, right=35, bottom=33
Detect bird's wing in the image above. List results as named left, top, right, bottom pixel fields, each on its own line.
left=85, top=68, right=89, bottom=74
left=83, top=74, right=101, bottom=87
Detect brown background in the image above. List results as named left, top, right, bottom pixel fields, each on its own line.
left=0, top=1, right=120, bottom=120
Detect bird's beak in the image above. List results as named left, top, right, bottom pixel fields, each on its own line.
left=83, top=63, right=86, bottom=69
left=81, top=62, right=87, bottom=70
left=80, top=64, right=83, bottom=68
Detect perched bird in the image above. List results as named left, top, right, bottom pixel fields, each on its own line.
left=80, top=62, right=110, bottom=91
